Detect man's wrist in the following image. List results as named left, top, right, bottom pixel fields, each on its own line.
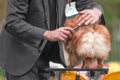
left=43, top=30, right=50, bottom=39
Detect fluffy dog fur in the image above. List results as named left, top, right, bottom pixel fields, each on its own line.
left=63, top=14, right=111, bottom=68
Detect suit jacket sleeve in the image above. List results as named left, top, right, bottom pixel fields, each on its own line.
left=4, top=0, right=46, bottom=48
left=75, top=0, right=105, bottom=25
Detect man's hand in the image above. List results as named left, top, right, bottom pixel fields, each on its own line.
left=77, top=8, right=102, bottom=26
left=43, top=27, right=74, bottom=43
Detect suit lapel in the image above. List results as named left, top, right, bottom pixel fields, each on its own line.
left=42, top=0, right=68, bottom=66
left=57, top=0, right=68, bottom=66
left=57, top=0, right=67, bottom=26
left=43, top=0, right=50, bottom=30
left=43, top=0, right=67, bottom=28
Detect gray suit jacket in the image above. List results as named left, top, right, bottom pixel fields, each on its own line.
left=0, top=0, right=105, bottom=76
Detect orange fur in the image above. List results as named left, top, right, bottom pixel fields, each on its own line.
left=64, top=14, right=111, bottom=68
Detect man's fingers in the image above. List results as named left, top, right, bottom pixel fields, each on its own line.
left=77, top=12, right=89, bottom=26
left=79, top=9, right=87, bottom=14
left=90, top=18, right=98, bottom=24
left=85, top=18, right=94, bottom=25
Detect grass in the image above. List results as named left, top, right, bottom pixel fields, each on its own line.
left=0, top=68, right=5, bottom=80
left=0, top=76, right=4, bottom=80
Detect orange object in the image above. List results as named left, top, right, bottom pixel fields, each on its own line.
left=102, top=71, right=120, bottom=80
left=61, top=71, right=86, bottom=80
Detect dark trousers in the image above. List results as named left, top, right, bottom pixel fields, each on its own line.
left=6, top=55, right=50, bottom=80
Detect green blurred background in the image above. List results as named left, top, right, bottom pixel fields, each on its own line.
left=0, top=0, right=120, bottom=79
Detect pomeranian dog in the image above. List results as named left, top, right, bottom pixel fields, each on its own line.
left=63, top=14, right=111, bottom=68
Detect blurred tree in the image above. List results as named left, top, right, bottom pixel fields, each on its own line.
left=0, top=0, right=6, bottom=20
left=0, top=0, right=6, bottom=30
left=95, top=0, right=120, bottom=62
